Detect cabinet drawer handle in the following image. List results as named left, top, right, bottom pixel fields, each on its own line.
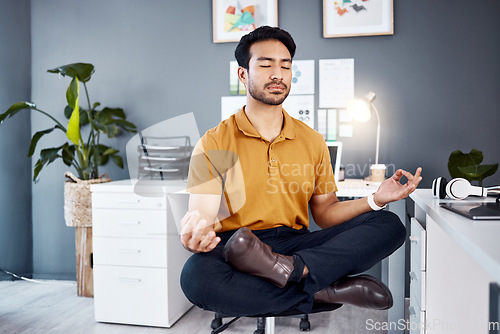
left=409, top=236, right=418, bottom=243
left=118, top=277, right=142, bottom=283
left=118, top=249, right=142, bottom=254
left=409, top=271, right=417, bottom=281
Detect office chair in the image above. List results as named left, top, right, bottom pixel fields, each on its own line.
left=210, top=302, right=342, bottom=334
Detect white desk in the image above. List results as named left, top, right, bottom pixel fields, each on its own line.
left=336, top=179, right=381, bottom=198
left=409, top=189, right=500, bottom=334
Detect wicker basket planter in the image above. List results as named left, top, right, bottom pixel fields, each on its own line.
left=64, top=172, right=111, bottom=297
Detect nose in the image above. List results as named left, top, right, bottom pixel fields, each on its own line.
left=270, top=68, right=283, bottom=81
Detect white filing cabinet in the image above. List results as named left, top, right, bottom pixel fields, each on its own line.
left=409, top=190, right=499, bottom=334
left=91, top=179, right=192, bottom=327
left=409, top=217, right=426, bottom=334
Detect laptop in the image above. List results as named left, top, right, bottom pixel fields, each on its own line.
left=440, top=201, right=500, bottom=220
left=326, top=141, right=342, bottom=183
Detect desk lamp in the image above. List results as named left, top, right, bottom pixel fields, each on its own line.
left=346, top=91, right=386, bottom=181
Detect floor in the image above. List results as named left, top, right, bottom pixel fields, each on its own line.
left=0, top=280, right=388, bottom=334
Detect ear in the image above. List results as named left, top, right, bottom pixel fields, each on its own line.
left=237, top=66, right=248, bottom=86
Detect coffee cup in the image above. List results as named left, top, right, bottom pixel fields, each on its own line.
left=370, top=164, right=386, bottom=182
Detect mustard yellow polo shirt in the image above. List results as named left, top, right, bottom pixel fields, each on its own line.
left=187, top=107, right=337, bottom=232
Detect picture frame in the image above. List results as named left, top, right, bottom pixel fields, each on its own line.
left=213, top=0, right=278, bottom=43
left=323, top=0, right=393, bottom=38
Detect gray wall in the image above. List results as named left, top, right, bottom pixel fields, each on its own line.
left=0, top=0, right=32, bottom=280
left=25, top=0, right=500, bottom=278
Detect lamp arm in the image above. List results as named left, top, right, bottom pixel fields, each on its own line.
left=371, top=104, right=381, bottom=165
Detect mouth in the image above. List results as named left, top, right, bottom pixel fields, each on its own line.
left=266, top=83, right=287, bottom=92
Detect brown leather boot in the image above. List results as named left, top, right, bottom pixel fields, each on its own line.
left=223, top=227, right=294, bottom=288
left=314, top=274, right=393, bottom=310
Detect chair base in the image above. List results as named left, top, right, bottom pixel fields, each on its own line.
left=211, top=316, right=241, bottom=334
left=211, top=315, right=307, bottom=334
left=300, top=316, right=311, bottom=331
left=210, top=303, right=341, bottom=334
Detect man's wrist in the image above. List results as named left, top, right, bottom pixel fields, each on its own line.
left=367, top=193, right=387, bottom=211
left=373, top=192, right=386, bottom=207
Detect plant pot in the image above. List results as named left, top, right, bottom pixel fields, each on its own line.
left=64, top=171, right=111, bottom=297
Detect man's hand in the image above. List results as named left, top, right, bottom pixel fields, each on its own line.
left=373, top=167, right=422, bottom=207
left=180, top=210, right=220, bottom=253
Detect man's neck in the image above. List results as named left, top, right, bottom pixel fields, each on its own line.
left=244, top=99, right=284, bottom=143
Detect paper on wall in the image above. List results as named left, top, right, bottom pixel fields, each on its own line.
left=339, top=109, right=353, bottom=122
left=327, top=109, right=337, bottom=141
left=289, top=60, right=315, bottom=95
left=319, top=59, right=354, bottom=108
left=339, top=124, right=353, bottom=137
left=283, top=95, right=315, bottom=129
left=317, top=109, right=327, bottom=140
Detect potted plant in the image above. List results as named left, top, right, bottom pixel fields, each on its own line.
left=448, top=149, right=498, bottom=186
left=0, top=62, right=137, bottom=297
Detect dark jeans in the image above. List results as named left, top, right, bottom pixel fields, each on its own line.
left=180, top=210, right=406, bottom=316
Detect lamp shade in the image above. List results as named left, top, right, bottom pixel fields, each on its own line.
left=346, top=99, right=371, bottom=122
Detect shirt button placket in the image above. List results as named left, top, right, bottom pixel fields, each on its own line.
left=269, top=144, right=278, bottom=167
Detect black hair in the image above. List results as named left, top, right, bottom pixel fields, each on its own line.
left=234, top=26, right=296, bottom=69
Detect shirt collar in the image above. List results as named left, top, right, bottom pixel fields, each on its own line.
left=234, top=106, right=297, bottom=140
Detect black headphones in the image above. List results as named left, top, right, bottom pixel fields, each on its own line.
left=432, top=177, right=488, bottom=200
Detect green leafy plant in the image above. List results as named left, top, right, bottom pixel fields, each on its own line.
left=448, top=149, right=498, bottom=186
left=0, top=63, right=137, bottom=181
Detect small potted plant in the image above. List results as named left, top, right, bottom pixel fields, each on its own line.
left=0, top=62, right=137, bottom=297
left=448, top=149, right=498, bottom=186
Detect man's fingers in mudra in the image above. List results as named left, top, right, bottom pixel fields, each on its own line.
left=402, top=167, right=422, bottom=187
left=205, top=238, right=220, bottom=252
left=391, top=169, right=404, bottom=182
left=185, top=219, right=205, bottom=251
left=412, top=167, right=423, bottom=185
left=180, top=210, right=198, bottom=236
left=191, top=217, right=207, bottom=241
left=199, top=230, right=220, bottom=251
left=400, top=168, right=422, bottom=197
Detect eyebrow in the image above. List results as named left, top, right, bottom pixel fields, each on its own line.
left=256, top=56, right=292, bottom=63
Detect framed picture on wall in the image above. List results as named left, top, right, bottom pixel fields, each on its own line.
left=213, top=0, right=278, bottom=43
left=323, top=0, right=393, bottom=38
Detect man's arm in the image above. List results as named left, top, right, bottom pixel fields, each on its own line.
left=180, top=193, right=221, bottom=253
left=310, top=168, right=422, bottom=229
left=309, top=193, right=371, bottom=229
